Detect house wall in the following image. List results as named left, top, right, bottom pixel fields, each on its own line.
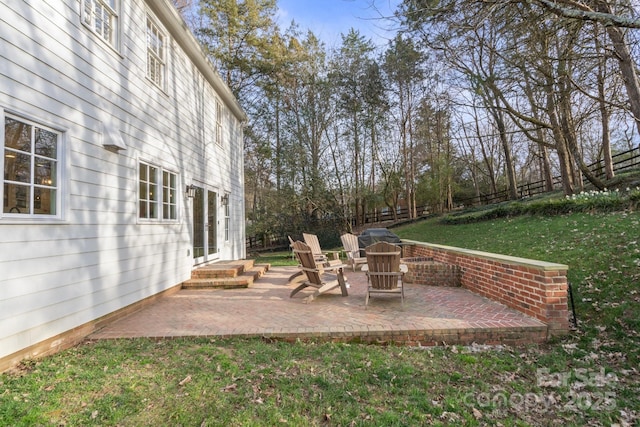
left=402, top=240, right=570, bottom=335
left=0, top=0, right=246, bottom=370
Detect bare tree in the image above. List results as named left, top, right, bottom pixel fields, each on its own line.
left=532, top=0, right=640, bottom=137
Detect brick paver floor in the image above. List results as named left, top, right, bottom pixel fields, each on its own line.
left=90, top=266, right=548, bottom=346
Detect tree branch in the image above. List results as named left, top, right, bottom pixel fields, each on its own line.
left=531, top=0, right=640, bottom=29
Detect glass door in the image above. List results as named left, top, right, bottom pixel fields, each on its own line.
left=192, top=187, right=218, bottom=265
left=207, top=190, right=217, bottom=256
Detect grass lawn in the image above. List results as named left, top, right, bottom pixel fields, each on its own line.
left=1, top=210, right=638, bottom=426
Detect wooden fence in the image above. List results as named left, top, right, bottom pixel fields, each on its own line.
left=458, top=146, right=640, bottom=206
left=246, top=146, right=640, bottom=251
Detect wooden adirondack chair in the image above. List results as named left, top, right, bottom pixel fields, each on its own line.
left=287, top=235, right=296, bottom=259
left=340, top=233, right=367, bottom=272
left=364, top=241, right=404, bottom=308
left=302, top=232, right=339, bottom=266
left=286, top=235, right=305, bottom=283
left=290, top=240, right=348, bottom=303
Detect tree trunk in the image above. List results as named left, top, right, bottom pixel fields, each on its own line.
left=561, top=111, right=605, bottom=190
left=595, top=0, right=640, bottom=136
left=600, top=104, right=614, bottom=180
left=522, top=72, right=555, bottom=191
left=595, top=24, right=615, bottom=180
left=470, top=103, right=499, bottom=195
left=352, top=107, right=362, bottom=227
left=558, top=73, right=606, bottom=190
left=540, top=145, right=555, bottom=192
left=545, top=85, right=575, bottom=195
left=274, top=96, right=282, bottom=191
left=492, top=104, right=519, bottom=200
left=400, top=95, right=411, bottom=220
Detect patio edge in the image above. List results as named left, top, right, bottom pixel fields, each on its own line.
left=402, top=240, right=570, bottom=336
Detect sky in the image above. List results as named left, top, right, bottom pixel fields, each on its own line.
left=275, top=0, right=401, bottom=49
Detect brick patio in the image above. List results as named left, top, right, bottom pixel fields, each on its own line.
left=90, top=265, right=548, bottom=346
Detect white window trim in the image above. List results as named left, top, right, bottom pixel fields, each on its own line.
left=224, top=198, right=230, bottom=242
left=146, top=14, right=167, bottom=91
left=215, top=99, right=223, bottom=147
left=137, top=160, right=179, bottom=224
left=1, top=109, right=67, bottom=223
left=161, top=169, right=178, bottom=221
left=81, top=0, right=121, bottom=52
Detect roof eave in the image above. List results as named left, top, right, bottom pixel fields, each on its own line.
left=145, top=0, right=248, bottom=123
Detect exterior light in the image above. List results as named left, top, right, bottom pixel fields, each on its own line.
left=186, top=184, right=196, bottom=198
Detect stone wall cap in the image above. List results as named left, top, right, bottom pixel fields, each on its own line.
left=401, top=239, right=568, bottom=271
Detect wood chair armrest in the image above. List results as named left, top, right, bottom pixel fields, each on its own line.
left=323, top=263, right=348, bottom=272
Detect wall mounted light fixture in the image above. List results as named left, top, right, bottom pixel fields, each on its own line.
left=185, top=184, right=196, bottom=198
left=221, top=193, right=229, bottom=205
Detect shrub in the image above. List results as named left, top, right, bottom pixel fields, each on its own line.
left=440, top=188, right=637, bottom=224
left=526, top=198, right=575, bottom=215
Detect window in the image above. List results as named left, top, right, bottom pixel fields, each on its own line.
left=162, top=170, right=177, bottom=220
left=146, top=16, right=166, bottom=89
left=82, top=0, right=119, bottom=48
left=3, top=115, right=60, bottom=217
left=139, top=162, right=177, bottom=221
left=215, top=99, right=223, bottom=146
left=139, top=163, right=158, bottom=219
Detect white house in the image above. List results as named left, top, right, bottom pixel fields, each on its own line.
left=0, top=0, right=247, bottom=371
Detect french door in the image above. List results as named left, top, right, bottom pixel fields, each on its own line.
left=192, top=186, right=218, bottom=265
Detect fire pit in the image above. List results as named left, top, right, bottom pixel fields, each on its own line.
left=358, top=228, right=402, bottom=256
left=401, top=257, right=461, bottom=287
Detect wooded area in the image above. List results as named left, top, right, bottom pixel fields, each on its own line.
left=174, top=0, right=640, bottom=240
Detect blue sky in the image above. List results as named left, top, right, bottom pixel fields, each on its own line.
left=276, top=0, right=401, bottom=48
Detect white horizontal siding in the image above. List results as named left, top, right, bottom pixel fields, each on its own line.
left=0, top=0, right=245, bottom=360
left=0, top=224, right=188, bottom=272
left=2, top=253, right=186, bottom=321
left=0, top=244, right=190, bottom=321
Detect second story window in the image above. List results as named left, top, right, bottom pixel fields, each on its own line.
left=146, top=16, right=166, bottom=90
left=82, top=0, right=118, bottom=48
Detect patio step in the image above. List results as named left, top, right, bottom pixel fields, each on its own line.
left=182, top=261, right=270, bottom=289
left=190, top=259, right=255, bottom=278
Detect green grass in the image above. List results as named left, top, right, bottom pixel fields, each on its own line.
left=398, top=211, right=640, bottom=344
left=2, top=208, right=639, bottom=426
left=251, top=251, right=299, bottom=267
left=443, top=187, right=640, bottom=224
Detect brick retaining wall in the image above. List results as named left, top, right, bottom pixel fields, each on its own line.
left=402, top=240, right=570, bottom=335
left=401, top=257, right=461, bottom=287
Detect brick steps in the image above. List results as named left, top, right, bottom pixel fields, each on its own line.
left=182, top=260, right=270, bottom=290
